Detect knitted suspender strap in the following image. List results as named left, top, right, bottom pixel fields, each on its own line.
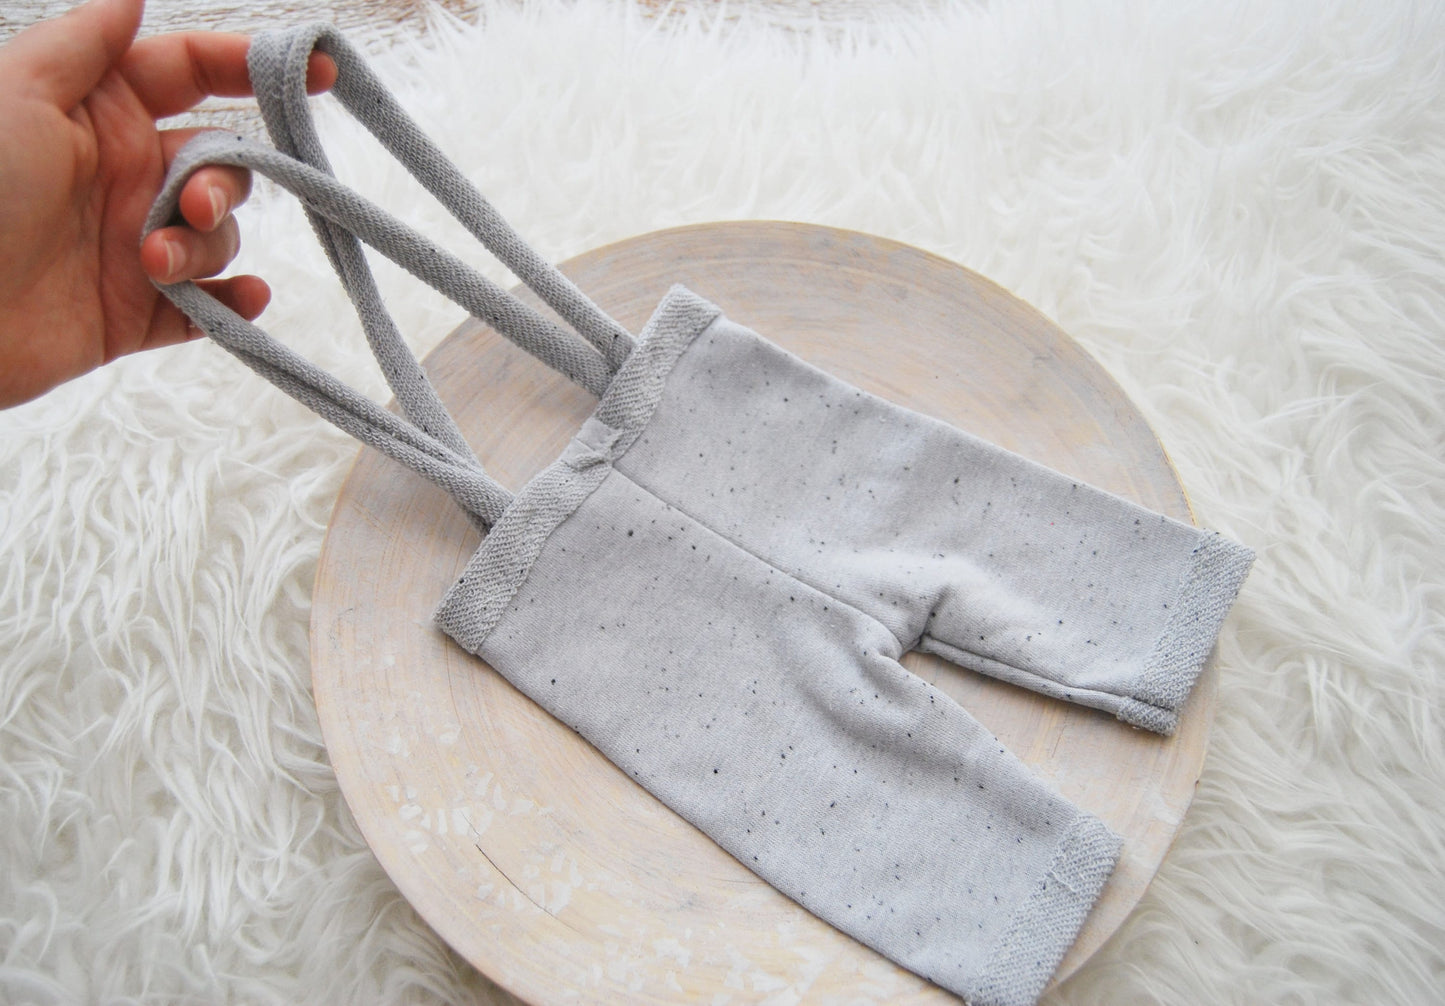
left=144, top=26, right=652, bottom=527
left=144, top=132, right=528, bottom=527
left=246, top=25, right=482, bottom=479
left=249, top=23, right=635, bottom=375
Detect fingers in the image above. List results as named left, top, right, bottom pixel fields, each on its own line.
left=0, top=0, right=143, bottom=108
left=145, top=275, right=271, bottom=352
left=200, top=275, right=270, bottom=320
left=306, top=51, right=339, bottom=95
left=144, top=126, right=253, bottom=284
left=120, top=32, right=253, bottom=116
left=140, top=215, right=244, bottom=284
left=0, top=2, right=338, bottom=118
left=159, top=127, right=254, bottom=227
left=179, top=164, right=251, bottom=231
left=122, top=33, right=337, bottom=118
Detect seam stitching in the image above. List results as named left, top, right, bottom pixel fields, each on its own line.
left=610, top=464, right=900, bottom=648
left=433, top=285, right=724, bottom=652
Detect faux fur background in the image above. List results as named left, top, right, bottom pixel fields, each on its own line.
left=2, top=1, right=1442, bottom=1002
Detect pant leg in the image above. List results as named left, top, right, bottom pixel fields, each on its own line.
left=438, top=460, right=1121, bottom=1006
left=612, top=289, right=1254, bottom=735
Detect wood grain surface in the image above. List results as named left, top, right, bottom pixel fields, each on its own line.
left=310, top=221, right=1215, bottom=1004
left=0, top=0, right=939, bottom=40
left=0, top=0, right=474, bottom=36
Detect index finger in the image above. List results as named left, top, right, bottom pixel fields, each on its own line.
left=120, top=32, right=336, bottom=118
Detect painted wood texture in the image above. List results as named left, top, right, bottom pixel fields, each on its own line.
left=310, top=222, right=1215, bottom=1003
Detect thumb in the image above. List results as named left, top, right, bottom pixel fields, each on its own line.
left=0, top=0, right=144, bottom=109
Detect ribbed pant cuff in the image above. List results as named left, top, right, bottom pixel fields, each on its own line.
left=964, top=812, right=1123, bottom=1006
left=1118, top=531, right=1255, bottom=735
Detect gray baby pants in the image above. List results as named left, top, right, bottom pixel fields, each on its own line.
left=147, top=24, right=1253, bottom=1006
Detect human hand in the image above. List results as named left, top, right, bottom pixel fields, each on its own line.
left=0, top=0, right=335, bottom=408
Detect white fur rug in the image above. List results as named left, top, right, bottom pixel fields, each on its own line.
left=3, top=1, right=1442, bottom=1002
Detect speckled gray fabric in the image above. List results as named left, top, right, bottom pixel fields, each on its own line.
left=435, top=284, right=1247, bottom=1004
left=610, top=307, right=1256, bottom=736
left=146, top=25, right=1253, bottom=1006
left=435, top=288, right=1130, bottom=1005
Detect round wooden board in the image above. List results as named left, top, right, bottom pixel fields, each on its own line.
left=312, top=222, right=1213, bottom=1003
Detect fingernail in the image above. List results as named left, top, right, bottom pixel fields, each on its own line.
left=209, top=186, right=229, bottom=228
left=164, top=238, right=188, bottom=281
